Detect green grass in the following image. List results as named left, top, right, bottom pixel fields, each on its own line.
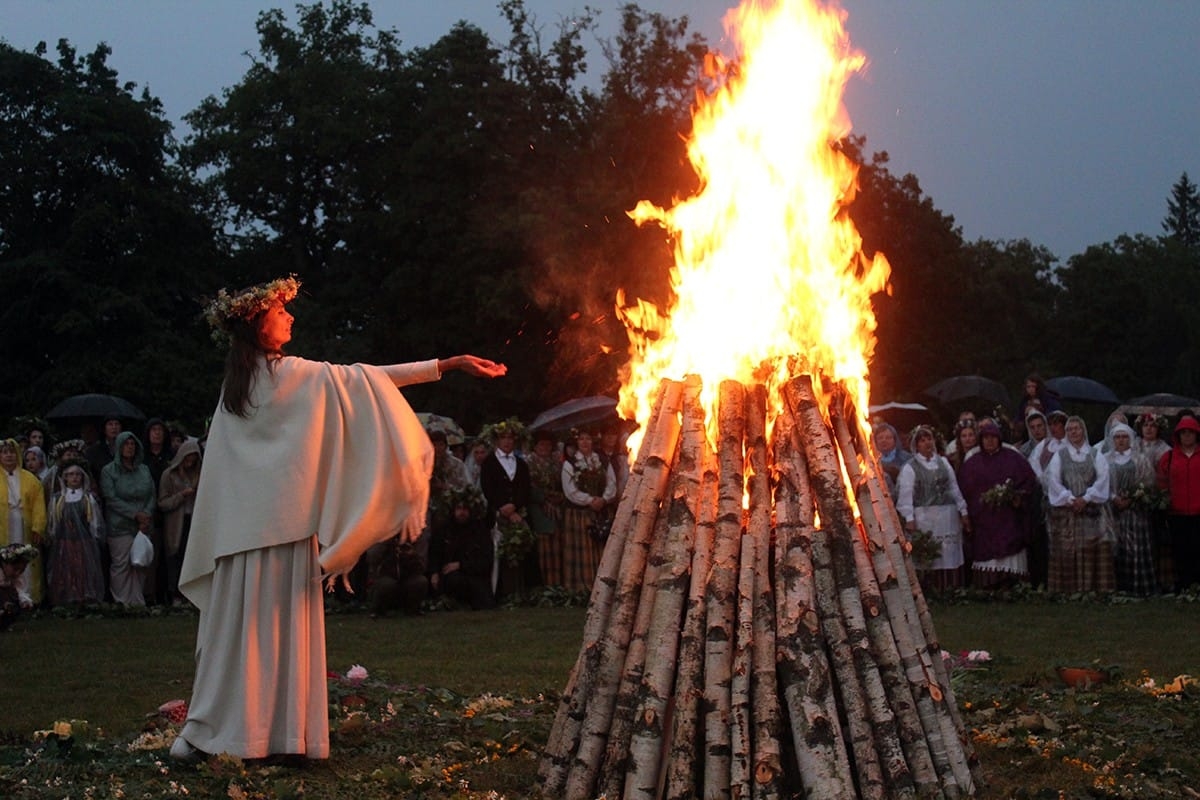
left=1, top=596, right=1198, bottom=798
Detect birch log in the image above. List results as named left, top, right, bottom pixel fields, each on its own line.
left=541, top=378, right=683, bottom=798
left=784, top=375, right=886, bottom=798
left=666, top=446, right=719, bottom=800
left=624, top=374, right=707, bottom=800
left=702, top=380, right=747, bottom=800
left=772, top=408, right=855, bottom=797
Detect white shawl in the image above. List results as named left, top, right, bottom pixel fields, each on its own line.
left=179, top=356, right=436, bottom=611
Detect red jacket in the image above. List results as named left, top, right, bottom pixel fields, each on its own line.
left=1158, top=445, right=1200, bottom=515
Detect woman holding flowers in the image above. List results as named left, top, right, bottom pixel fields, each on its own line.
left=896, top=425, right=970, bottom=591
left=526, top=429, right=566, bottom=588
left=1045, top=416, right=1115, bottom=594
left=1105, top=423, right=1158, bottom=595
left=560, top=429, right=616, bottom=593
left=172, top=276, right=505, bottom=763
left=957, top=419, right=1040, bottom=589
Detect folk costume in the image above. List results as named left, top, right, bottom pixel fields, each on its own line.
left=45, top=462, right=106, bottom=606
left=560, top=446, right=616, bottom=593
left=1045, top=418, right=1115, bottom=594
left=895, top=428, right=969, bottom=591
left=526, top=435, right=566, bottom=588
left=957, top=422, right=1040, bottom=588
left=1105, top=423, right=1157, bottom=595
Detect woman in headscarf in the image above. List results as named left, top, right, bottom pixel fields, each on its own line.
left=171, top=275, right=504, bottom=763
left=1105, top=422, right=1157, bottom=595
left=872, top=421, right=912, bottom=493
left=1044, top=415, right=1115, bottom=594
left=895, top=425, right=970, bottom=592
left=158, top=438, right=202, bottom=606
left=0, top=439, right=47, bottom=606
left=957, top=420, right=1040, bottom=589
left=23, top=446, right=50, bottom=484
left=1136, top=414, right=1173, bottom=590
left=560, top=429, right=615, bottom=593
left=45, top=459, right=106, bottom=606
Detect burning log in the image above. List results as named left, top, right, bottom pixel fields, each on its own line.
left=540, top=373, right=977, bottom=799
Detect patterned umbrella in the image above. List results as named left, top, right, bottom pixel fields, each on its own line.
left=415, top=412, right=466, bottom=445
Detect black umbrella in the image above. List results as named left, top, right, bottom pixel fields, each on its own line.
left=529, top=396, right=619, bottom=433
left=922, top=376, right=1011, bottom=411
left=1044, top=376, right=1119, bottom=405
left=45, top=393, right=145, bottom=421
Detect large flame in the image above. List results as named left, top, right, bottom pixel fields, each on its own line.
left=617, top=0, right=889, bottom=442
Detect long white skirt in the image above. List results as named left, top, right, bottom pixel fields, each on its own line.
left=179, top=536, right=328, bottom=758
left=913, top=504, right=965, bottom=570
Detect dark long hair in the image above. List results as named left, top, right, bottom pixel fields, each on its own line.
left=221, top=313, right=281, bottom=417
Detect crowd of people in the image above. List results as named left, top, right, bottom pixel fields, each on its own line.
left=882, top=375, right=1200, bottom=597
left=0, top=411, right=633, bottom=621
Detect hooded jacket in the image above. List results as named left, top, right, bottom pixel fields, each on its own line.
left=1158, top=416, right=1200, bottom=516
left=100, top=431, right=157, bottom=538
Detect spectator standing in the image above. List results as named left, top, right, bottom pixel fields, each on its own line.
left=895, top=425, right=970, bottom=591
left=946, top=419, right=977, bottom=474
left=479, top=419, right=533, bottom=595
left=1020, top=409, right=1048, bottom=459
left=1015, top=373, right=1062, bottom=420
left=1136, top=414, right=1173, bottom=588
left=158, top=438, right=202, bottom=605
left=86, top=416, right=123, bottom=482
left=872, top=422, right=911, bottom=494
left=1045, top=416, right=1115, bottom=594
left=526, top=429, right=566, bottom=588
left=100, top=432, right=156, bottom=606
left=1105, top=423, right=1158, bottom=595
left=45, top=461, right=106, bottom=606
left=0, top=440, right=47, bottom=606
left=957, top=420, right=1039, bottom=589
left=1157, top=414, right=1200, bottom=592
left=560, top=430, right=615, bottom=593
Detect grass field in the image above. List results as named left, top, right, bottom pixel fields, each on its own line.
left=1, top=594, right=1197, bottom=798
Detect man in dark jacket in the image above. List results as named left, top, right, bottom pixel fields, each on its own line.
left=479, top=423, right=533, bottom=593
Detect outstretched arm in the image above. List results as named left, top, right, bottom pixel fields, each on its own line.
left=436, top=355, right=507, bottom=379
left=380, top=355, right=506, bottom=388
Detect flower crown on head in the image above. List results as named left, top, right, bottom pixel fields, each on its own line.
left=479, top=417, right=526, bottom=446
left=203, top=275, right=301, bottom=342
left=0, top=543, right=39, bottom=564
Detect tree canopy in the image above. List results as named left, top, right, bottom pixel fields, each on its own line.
left=2, top=0, right=1198, bottom=437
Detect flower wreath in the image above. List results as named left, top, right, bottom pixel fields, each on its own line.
left=202, top=275, right=301, bottom=343
left=479, top=417, right=527, bottom=447
left=0, top=543, right=39, bottom=565
left=435, top=485, right=488, bottom=523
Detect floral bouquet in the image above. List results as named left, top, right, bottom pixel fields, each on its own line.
left=981, top=478, right=1022, bottom=509
left=496, top=515, right=536, bottom=566
left=571, top=462, right=608, bottom=498
left=906, top=528, right=943, bottom=569
left=1129, top=482, right=1170, bottom=511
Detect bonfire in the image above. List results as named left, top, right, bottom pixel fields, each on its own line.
left=540, top=1, right=979, bottom=798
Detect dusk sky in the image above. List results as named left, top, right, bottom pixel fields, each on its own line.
left=4, top=0, right=1197, bottom=261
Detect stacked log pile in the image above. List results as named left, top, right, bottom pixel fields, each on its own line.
left=539, top=373, right=980, bottom=799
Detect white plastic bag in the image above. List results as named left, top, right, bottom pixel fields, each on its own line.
left=130, top=531, right=155, bottom=568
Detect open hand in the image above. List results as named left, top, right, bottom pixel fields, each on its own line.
left=439, top=354, right=507, bottom=379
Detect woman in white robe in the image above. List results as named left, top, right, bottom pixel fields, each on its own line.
left=172, top=276, right=505, bottom=762
left=896, top=425, right=970, bottom=592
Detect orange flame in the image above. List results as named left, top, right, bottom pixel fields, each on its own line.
left=617, top=0, right=889, bottom=443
